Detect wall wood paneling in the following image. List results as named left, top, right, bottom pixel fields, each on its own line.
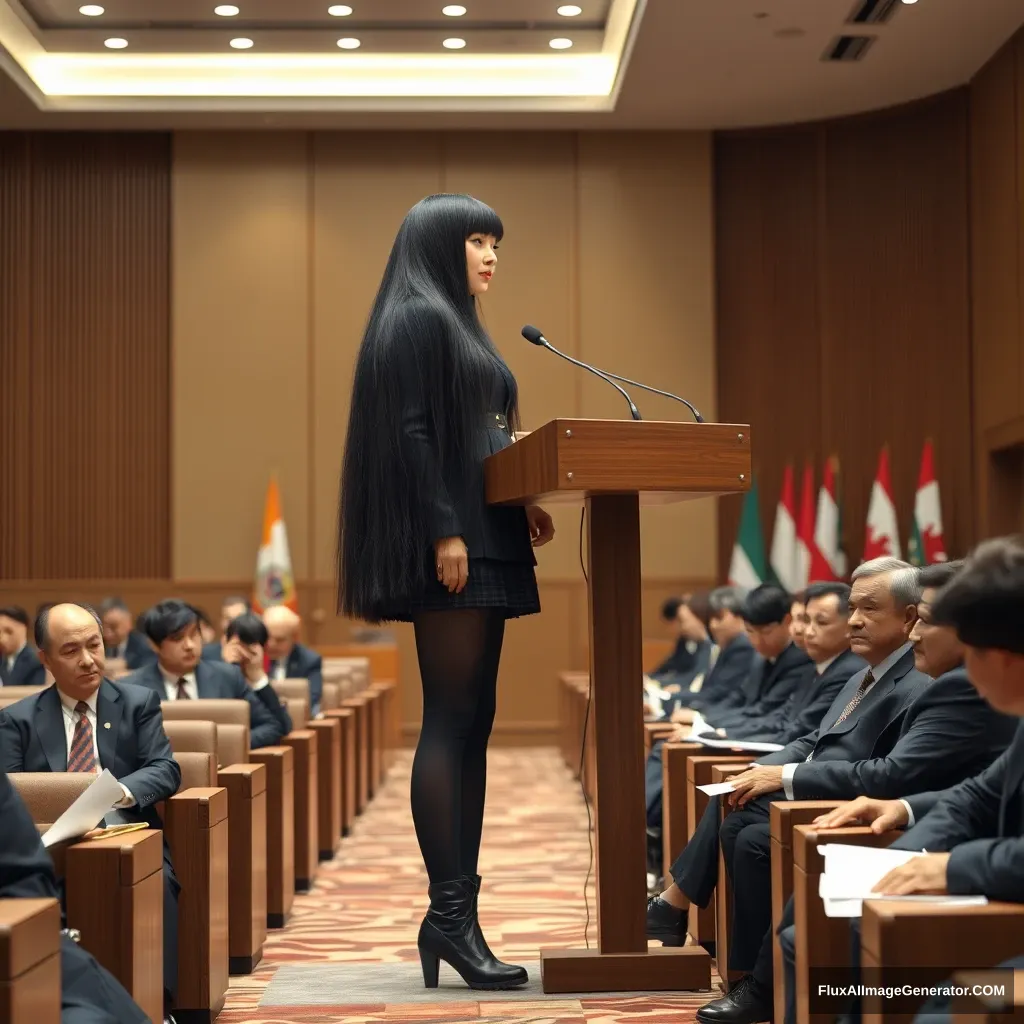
left=0, top=132, right=172, bottom=579
left=715, top=92, right=974, bottom=576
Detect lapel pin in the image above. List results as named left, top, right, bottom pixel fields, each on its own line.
left=103, top=722, right=111, bottom=729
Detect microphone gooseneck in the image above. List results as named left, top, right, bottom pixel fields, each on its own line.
left=521, top=325, right=641, bottom=421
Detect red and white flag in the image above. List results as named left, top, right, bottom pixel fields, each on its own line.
left=794, top=462, right=818, bottom=590
left=908, top=439, right=947, bottom=566
left=770, top=464, right=800, bottom=592
left=813, top=455, right=846, bottom=580
left=863, top=446, right=901, bottom=562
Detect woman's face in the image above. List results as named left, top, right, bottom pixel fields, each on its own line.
left=466, top=233, right=499, bottom=296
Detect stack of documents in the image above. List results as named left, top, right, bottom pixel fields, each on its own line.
left=817, top=843, right=989, bottom=917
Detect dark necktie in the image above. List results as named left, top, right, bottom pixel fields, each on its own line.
left=176, top=677, right=191, bottom=700
left=67, top=702, right=98, bottom=773
left=807, top=670, right=875, bottom=762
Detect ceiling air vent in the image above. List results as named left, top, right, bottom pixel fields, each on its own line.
left=847, top=0, right=900, bottom=24
left=823, top=34, right=875, bottom=61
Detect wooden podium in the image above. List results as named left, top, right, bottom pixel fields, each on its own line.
left=484, top=418, right=751, bottom=994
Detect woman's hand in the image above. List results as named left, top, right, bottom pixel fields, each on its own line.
left=435, top=536, right=469, bottom=593
left=526, top=505, right=555, bottom=547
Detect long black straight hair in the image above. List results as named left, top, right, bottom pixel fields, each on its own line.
left=336, top=194, right=519, bottom=621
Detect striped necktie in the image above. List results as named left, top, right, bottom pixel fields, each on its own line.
left=67, top=702, right=98, bottom=773
left=176, top=677, right=191, bottom=700
left=806, top=670, right=875, bottom=762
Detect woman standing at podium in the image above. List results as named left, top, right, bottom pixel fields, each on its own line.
left=338, top=193, right=554, bottom=990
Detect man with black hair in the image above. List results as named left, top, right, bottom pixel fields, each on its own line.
left=789, top=590, right=808, bottom=650
left=123, top=600, right=291, bottom=747
left=649, top=595, right=710, bottom=689
left=98, top=597, right=157, bottom=671
left=716, top=582, right=863, bottom=745
left=201, top=595, right=253, bottom=661
left=0, top=603, right=182, bottom=1023
left=802, top=541, right=1024, bottom=1024
left=0, top=605, right=46, bottom=687
left=696, top=584, right=813, bottom=730
left=646, top=557, right=1015, bottom=1021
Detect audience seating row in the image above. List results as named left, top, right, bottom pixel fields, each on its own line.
left=3, top=641, right=399, bottom=1023
left=557, top=666, right=1022, bottom=1024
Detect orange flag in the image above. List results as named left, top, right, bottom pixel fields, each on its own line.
left=253, top=476, right=297, bottom=614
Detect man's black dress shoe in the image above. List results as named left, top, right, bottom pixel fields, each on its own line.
left=645, top=895, right=687, bottom=947
left=695, top=974, right=773, bottom=1024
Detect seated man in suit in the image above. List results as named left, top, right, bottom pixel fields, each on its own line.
left=200, top=595, right=251, bottom=661
left=0, top=767, right=149, bottom=1024
left=263, top=605, right=324, bottom=714
left=645, top=588, right=756, bottom=835
left=123, top=599, right=291, bottom=748
left=647, top=557, right=1017, bottom=1021
left=98, top=597, right=157, bottom=671
left=717, top=582, right=864, bottom=745
left=788, top=590, right=807, bottom=650
left=648, top=595, right=712, bottom=692
left=796, top=542, right=1024, bottom=1024
left=698, top=583, right=813, bottom=731
left=0, top=605, right=46, bottom=688
left=0, top=603, right=182, bottom=1023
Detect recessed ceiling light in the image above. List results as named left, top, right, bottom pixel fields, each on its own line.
left=556, top=4, right=582, bottom=15
left=442, top=4, right=467, bottom=14
left=103, top=37, right=127, bottom=48
left=442, top=37, right=467, bottom=49
left=79, top=4, right=105, bottom=15
left=901, top=0, right=918, bottom=4
left=549, top=37, right=573, bottom=49
left=214, top=5, right=240, bottom=15
left=337, top=37, right=361, bottom=48
left=328, top=4, right=353, bottom=14
left=229, top=37, right=253, bottom=48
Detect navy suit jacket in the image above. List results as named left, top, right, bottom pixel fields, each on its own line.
left=760, top=660, right=1017, bottom=801
left=727, top=649, right=865, bottom=745
left=271, top=643, right=323, bottom=710
left=676, top=634, right=757, bottom=714
left=201, top=641, right=223, bottom=662
left=120, top=659, right=292, bottom=749
left=0, top=646, right=46, bottom=688
left=0, top=680, right=181, bottom=831
left=894, top=721, right=1024, bottom=903
left=707, top=641, right=814, bottom=727
left=105, top=631, right=157, bottom=671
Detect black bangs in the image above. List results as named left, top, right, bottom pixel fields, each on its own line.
left=464, top=199, right=504, bottom=242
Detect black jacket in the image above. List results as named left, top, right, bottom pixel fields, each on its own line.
left=727, top=649, right=865, bottom=745
left=105, top=630, right=157, bottom=671
left=674, top=634, right=757, bottom=713
left=0, top=769, right=148, bottom=1023
left=120, top=659, right=292, bottom=749
left=705, top=642, right=814, bottom=726
left=396, top=331, right=534, bottom=563
left=893, top=721, right=1024, bottom=903
left=0, top=645, right=46, bottom=688
left=760, top=659, right=1016, bottom=801
left=0, top=680, right=181, bottom=831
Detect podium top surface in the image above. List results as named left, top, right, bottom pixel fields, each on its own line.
left=484, top=418, right=751, bottom=506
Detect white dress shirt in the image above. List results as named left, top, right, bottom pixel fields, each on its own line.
left=271, top=660, right=287, bottom=682
left=815, top=652, right=840, bottom=676
left=780, top=643, right=911, bottom=800
left=159, top=665, right=198, bottom=701
left=5, top=644, right=25, bottom=675
left=57, top=688, right=135, bottom=807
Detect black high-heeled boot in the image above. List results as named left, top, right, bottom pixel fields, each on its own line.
left=417, top=877, right=529, bottom=990
left=465, top=874, right=528, bottom=980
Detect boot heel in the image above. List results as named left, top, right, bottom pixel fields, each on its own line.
left=419, top=948, right=440, bottom=988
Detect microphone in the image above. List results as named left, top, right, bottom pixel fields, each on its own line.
left=521, top=325, right=703, bottom=424
left=521, top=325, right=641, bottom=421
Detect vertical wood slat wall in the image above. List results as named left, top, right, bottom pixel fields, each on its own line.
left=0, top=132, right=172, bottom=580
left=713, top=90, right=974, bottom=577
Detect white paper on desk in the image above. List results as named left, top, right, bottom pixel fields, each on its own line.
left=823, top=895, right=989, bottom=919
left=817, top=843, right=921, bottom=898
left=41, top=769, right=124, bottom=848
left=687, top=713, right=716, bottom=739
left=697, top=781, right=737, bottom=796
left=696, top=736, right=785, bottom=753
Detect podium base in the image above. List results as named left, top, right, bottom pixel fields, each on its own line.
left=540, top=945, right=712, bottom=993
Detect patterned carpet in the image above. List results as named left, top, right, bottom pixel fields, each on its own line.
left=220, top=748, right=714, bottom=1023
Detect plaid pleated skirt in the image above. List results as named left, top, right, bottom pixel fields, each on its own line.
left=381, top=557, right=541, bottom=623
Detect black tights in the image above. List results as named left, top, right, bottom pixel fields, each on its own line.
left=410, top=608, right=506, bottom=884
